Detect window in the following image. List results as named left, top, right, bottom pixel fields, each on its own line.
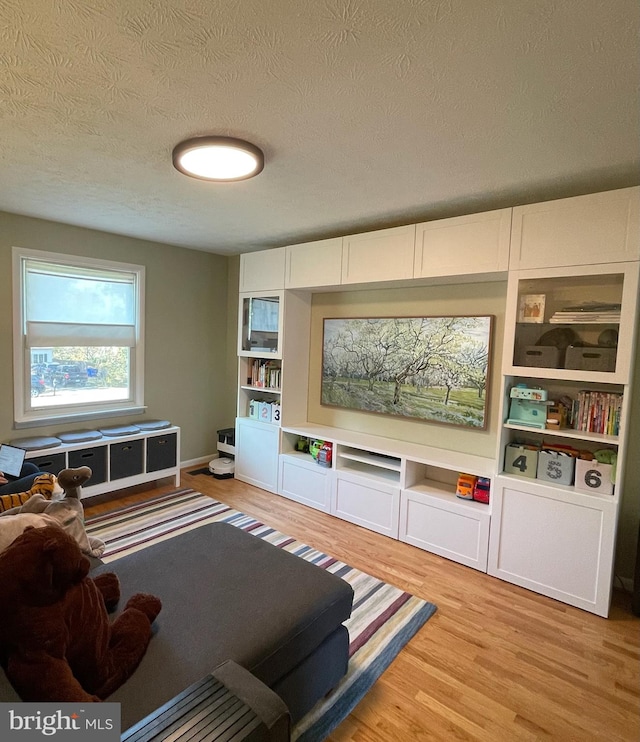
left=13, top=247, right=145, bottom=425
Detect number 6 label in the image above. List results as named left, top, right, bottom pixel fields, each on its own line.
left=583, top=469, right=602, bottom=489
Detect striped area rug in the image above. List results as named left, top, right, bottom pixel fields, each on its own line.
left=86, top=489, right=437, bottom=742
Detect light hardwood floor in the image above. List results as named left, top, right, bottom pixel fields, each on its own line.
left=85, top=470, right=640, bottom=742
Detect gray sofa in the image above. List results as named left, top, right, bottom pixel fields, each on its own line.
left=1, top=522, right=354, bottom=738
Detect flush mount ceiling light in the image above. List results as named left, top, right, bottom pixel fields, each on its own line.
left=172, top=136, right=264, bottom=181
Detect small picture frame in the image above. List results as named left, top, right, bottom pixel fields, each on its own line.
left=518, top=294, right=546, bottom=323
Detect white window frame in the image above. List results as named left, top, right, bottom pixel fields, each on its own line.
left=12, top=247, right=146, bottom=426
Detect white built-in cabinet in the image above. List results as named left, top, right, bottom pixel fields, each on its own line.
left=488, top=259, right=639, bottom=616
left=414, top=207, right=511, bottom=278
left=235, top=186, right=640, bottom=617
left=239, top=246, right=285, bottom=292
left=341, top=225, right=416, bottom=284
left=285, top=237, right=343, bottom=288
left=509, top=187, right=640, bottom=270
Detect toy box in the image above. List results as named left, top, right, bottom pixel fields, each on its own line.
left=536, top=450, right=575, bottom=486
left=504, top=443, right=539, bottom=478
left=574, top=459, right=614, bottom=495
left=506, top=398, right=548, bottom=429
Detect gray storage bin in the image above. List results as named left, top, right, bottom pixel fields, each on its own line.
left=30, top=451, right=67, bottom=475
left=110, top=438, right=144, bottom=480
left=516, top=346, right=561, bottom=368
left=146, top=433, right=177, bottom=473
left=69, top=446, right=108, bottom=486
left=536, top=450, right=575, bottom=486
left=564, top=346, right=616, bottom=372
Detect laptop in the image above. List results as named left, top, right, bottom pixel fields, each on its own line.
left=0, top=444, right=27, bottom=478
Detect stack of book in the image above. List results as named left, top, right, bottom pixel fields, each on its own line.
left=549, top=302, right=621, bottom=324
left=571, top=390, right=622, bottom=435
left=249, top=360, right=281, bottom=389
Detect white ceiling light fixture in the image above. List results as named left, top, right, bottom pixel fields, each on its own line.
left=172, top=136, right=264, bottom=181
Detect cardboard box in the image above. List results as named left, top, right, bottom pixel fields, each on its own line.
left=504, top=444, right=539, bottom=478
left=574, top=459, right=614, bottom=495
left=536, top=450, right=575, bottom=486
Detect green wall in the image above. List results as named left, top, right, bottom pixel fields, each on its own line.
left=0, top=211, right=235, bottom=461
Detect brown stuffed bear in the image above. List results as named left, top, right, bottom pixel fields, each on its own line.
left=0, top=524, right=161, bottom=703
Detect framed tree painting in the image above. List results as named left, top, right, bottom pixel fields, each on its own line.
left=321, top=315, right=493, bottom=429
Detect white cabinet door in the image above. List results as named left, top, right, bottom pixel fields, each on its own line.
left=509, top=186, right=640, bottom=270
left=399, top=489, right=490, bottom=572
left=341, top=225, right=416, bottom=284
left=414, top=208, right=511, bottom=278
left=487, top=476, right=617, bottom=617
left=239, top=248, right=286, bottom=292
left=285, top=238, right=343, bottom=288
left=278, top=455, right=332, bottom=512
left=235, top=418, right=279, bottom=493
left=332, top=471, right=400, bottom=538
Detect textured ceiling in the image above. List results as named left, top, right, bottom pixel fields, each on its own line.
left=1, top=0, right=638, bottom=255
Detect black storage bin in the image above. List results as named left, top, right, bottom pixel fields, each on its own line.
left=217, top=428, right=236, bottom=446
left=110, top=438, right=144, bottom=480
left=68, top=446, right=108, bottom=487
left=30, top=451, right=67, bottom=475
left=146, top=432, right=177, bottom=473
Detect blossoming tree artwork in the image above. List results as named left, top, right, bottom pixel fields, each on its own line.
left=321, top=315, right=493, bottom=428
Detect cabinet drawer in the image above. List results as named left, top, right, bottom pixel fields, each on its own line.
left=146, top=433, right=178, bottom=473
left=399, top=489, right=489, bottom=571
left=110, top=439, right=144, bottom=481
left=69, top=446, right=108, bottom=487
left=278, top=456, right=331, bottom=512
left=332, top=473, right=399, bottom=538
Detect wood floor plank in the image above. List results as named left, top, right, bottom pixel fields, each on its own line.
left=84, top=471, right=640, bottom=741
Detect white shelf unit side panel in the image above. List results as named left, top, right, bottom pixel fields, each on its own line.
left=400, top=487, right=490, bottom=571
left=487, top=475, right=617, bottom=617
left=414, top=207, right=511, bottom=278
left=285, top=238, right=343, bottom=288
left=509, top=187, right=640, bottom=270
left=341, top=225, right=416, bottom=284
left=280, top=290, right=312, bottom=427
left=239, top=247, right=286, bottom=292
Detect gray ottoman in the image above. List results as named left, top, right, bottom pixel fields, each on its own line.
left=93, top=523, right=354, bottom=732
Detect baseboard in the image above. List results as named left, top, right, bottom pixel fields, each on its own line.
left=180, top=454, right=217, bottom=469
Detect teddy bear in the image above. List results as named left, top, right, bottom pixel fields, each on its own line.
left=0, top=472, right=61, bottom=513
left=0, top=467, right=105, bottom=558
left=0, top=524, right=161, bottom=702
